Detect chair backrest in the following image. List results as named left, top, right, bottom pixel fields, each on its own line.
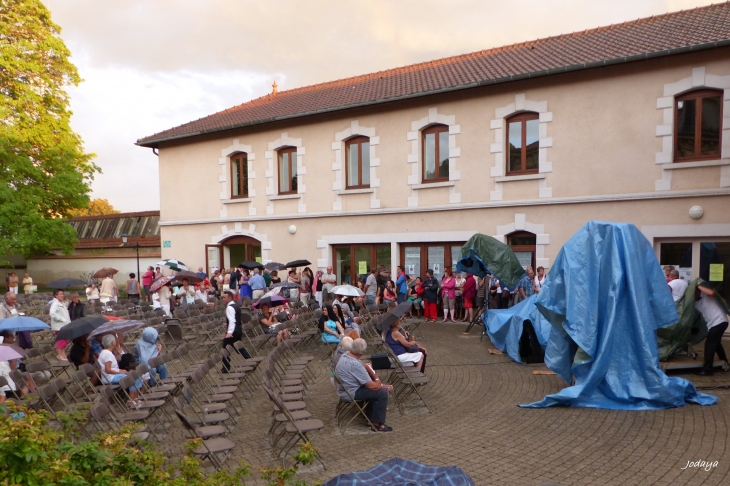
left=26, top=360, right=51, bottom=373
left=72, top=369, right=88, bottom=383
left=136, top=364, right=150, bottom=375
left=79, top=363, right=96, bottom=376
left=38, top=382, right=57, bottom=402
left=90, top=401, right=112, bottom=422
left=165, top=322, right=184, bottom=341
left=174, top=409, right=198, bottom=434
left=118, top=375, right=135, bottom=390
left=99, top=385, right=115, bottom=400
left=148, top=356, right=163, bottom=368
left=0, top=377, right=7, bottom=389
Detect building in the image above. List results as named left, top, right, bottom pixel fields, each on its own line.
left=137, top=3, right=730, bottom=300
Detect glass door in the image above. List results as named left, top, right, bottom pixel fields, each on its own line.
left=335, top=247, right=352, bottom=285
left=205, top=245, right=223, bottom=276
left=354, top=246, right=373, bottom=286
left=428, top=245, right=445, bottom=281
left=700, top=242, right=730, bottom=301
left=404, top=246, right=421, bottom=279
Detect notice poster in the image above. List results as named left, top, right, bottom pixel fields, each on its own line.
left=709, top=264, right=724, bottom=282
left=432, top=263, right=440, bottom=274
left=358, top=261, right=367, bottom=274
left=407, top=264, right=415, bottom=275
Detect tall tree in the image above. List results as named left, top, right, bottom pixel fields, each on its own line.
left=0, top=0, right=98, bottom=260
left=69, top=198, right=121, bottom=217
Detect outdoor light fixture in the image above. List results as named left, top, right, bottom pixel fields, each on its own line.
left=121, top=233, right=128, bottom=244
left=689, top=205, right=704, bottom=220
left=288, top=225, right=297, bottom=234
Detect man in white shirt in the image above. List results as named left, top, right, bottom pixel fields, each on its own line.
left=176, top=279, right=196, bottom=306
left=321, top=266, right=337, bottom=296
left=695, top=285, right=729, bottom=376
left=50, top=289, right=71, bottom=361
left=667, top=269, right=689, bottom=302
left=222, top=291, right=251, bottom=372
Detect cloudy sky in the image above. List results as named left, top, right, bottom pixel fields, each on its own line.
left=45, top=0, right=714, bottom=212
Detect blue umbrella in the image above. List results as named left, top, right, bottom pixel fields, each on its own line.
left=0, top=316, right=50, bottom=332
left=324, top=458, right=475, bottom=486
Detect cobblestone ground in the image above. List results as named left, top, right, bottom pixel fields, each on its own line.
left=160, top=322, right=730, bottom=486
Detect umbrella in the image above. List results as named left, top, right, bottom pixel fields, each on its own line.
left=285, top=259, right=311, bottom=268
left=331, top=284, right=363, bottom=297
left=47, top=278, right=87, bottom=289
left=324, top=457, right=475, bottom=486
left=253, top=295, right=287, bottom=308
left=0, top=316, right=50, bottom=332
left=380, top=302, right=414, bottom=329
left=0, top=346, right=23, bottom=362
left=55, top=316, right=109, bottom=341
left=173, top=270, right=204, bottom=283
left=89, top=319, right=145, bottom=339
left=265, top=262, right=287, bottom=271
left=271, top=281, right=300, bottom=289
left=239, top=261, right=264, bottom=270
left=93, top=267, right=118, bottom=279
left=150, top=276, right=174, bottom=292
left=156, top=259, right=188, bottom=272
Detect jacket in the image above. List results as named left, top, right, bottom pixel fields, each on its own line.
left=68, top=302, right=86, bottom=321
left=462, top=275, right=477, bottom=300
left=441, top=276, right=456, bottom=299
left=422, top=277, right=439, bottom=303
left=396, top=272, right=407, bottom=294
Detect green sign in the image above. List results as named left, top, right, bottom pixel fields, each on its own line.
left=709, top=263, right=724, bottom=282
left=255, top=257, right=262, bottom=263
left=358, top=261, right=367, bottom=274
left=163, top=240, right=171, bottom=248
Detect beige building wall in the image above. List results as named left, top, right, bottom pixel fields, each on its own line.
left=26, top=256, right=160, bottom=288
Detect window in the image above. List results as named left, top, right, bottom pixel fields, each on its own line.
left=507, top=231, right=536, bottom=270
left=345, top=136, right=370, bottom=188
left=230, top=153, right=248, bottom=198
left=506, top=112, right=539, bottom=175
left=675, top=89, right=723, bottom=161
left=277, top=147, right=298, bottom=194
left=422, top=125, right=449, bottom=182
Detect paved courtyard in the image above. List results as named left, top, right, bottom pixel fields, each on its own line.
left=161, top=322, right=730, bottom=485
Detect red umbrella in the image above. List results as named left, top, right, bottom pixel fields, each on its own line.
left=93, top=267, right=118, bottom=279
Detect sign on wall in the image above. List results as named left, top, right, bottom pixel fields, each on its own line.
left=163, top=240, right=172, bottom=248
left=709, top=264, right=724, bottom=282
left=358, top=261, right=367, bottom=274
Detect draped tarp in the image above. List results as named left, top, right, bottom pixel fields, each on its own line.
left=522, top=221, right=717, bottom=410
left=324, top=457, right=475, bottom=486
left=486, top=295, right=552, bottom=363
left=456, top=233, right=526, bottom=290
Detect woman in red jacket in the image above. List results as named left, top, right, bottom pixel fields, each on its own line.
left=461, top=273, right=477, bottom=323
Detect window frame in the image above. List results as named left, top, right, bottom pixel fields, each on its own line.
left=344, top=136, right=371, bottom=189
left=277, top=146, right=298, bottom=195
left=421, top=124, right=450, bottom=183
left=230, top=152, right=249, bottom=199
left=674, top=89, right=724, bottom=163
left=505, top=112, right=540, bottom=175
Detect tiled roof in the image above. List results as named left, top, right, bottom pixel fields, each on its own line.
left=137, top=2, right=730, bottom=147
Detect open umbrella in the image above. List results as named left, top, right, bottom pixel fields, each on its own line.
left=47, top=278, right=87, bottom=289
left=285, top=259, right=311, bottom=268
left=156, top=259, right=188, bottom=272
left=173, top=270, right=204, bottom=283
left=150, top=276, right=174, bottom=292
left=380, top=302, right=414, bottom=329
left=56, top=316, right=109, bottom=341
left=0, top=346, right=23, bottom=362
left=324, top=457, right=475, bottom=486
left=331, top=284, right=363, bottom=297
left=265, top=262, right=286, bottom=271
left=271, top=281, right=300, bottom=289
left=0, top=316, right=50, bottom=332
left=253, top=295, right=287, bottom=308
left=93, top=267, right=118, bottom=279
left=89, top=319, right=145, bottom=339
left=239, top=261, right=264, bottom=270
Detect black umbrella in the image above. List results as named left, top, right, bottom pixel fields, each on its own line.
left=380, top=302, right=413, bottom=329
left=173, top=270, right=204, bottom=283
left=47, top=278, right=87, bottom=289
left=265, top=262, right=287, bottom=271
left=56, top=316, right=109, bottom=341
left=285, top=259, right=311, bottom=268
left=239, top=261, right=264, bottom=270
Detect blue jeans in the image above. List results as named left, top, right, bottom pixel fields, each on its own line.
left=365, top=295, right=375, bottom=305
left=397, top=293, right=406, bottom=304
left=109, top=373, right=143, bottom=392
left=148, top=364, right=169, bottom=387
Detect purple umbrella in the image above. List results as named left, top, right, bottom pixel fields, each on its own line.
left=0, top=346, right=23, bottom=361
left=253, top=295, right=287, bottom=309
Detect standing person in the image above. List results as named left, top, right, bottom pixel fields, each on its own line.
left=454, top=271, right=465, bottom=319
left=239, top=269, right=253, bottom=301
left=158, top=282, right=172, bottom=317
left=364, top=268, right=378, bottom=306
left=288, top=269, right=300, bottom=300
left=142, top=266, right=154, bottom=301
left=475, top=275, right=487, bottom=312
left=67, top=293, right=86, bottom=321
left=262, top=269, right=272, bottom=289
left=154, top=267, right=163, bottom=280
left=50, top=289, right=71, bottom=361
left=517, top=267, right=536, bottom=301
left=99, top=273, right=118, bottom=304
left=462, top=273, right=477, bottom=323
left=695, top=285, right=729, bottom=376
left=196, top=267, right=207, bottom=279
left=534, top=266, right=546, bottom=294
left=22, top=273, right=33, bottom=294
left=221, top=291, right=251, bottom=372
left=176, top=278, right=196, bottom=306
left=1, top=292, right=31, bottom=349
left=270, top=271, right=281, bottom=285
left=667, top=269, right=689, bottom=302
left=441, top=268, right=456, bottom=323
left=299, top=268, right=312, bottom=304
left=249, top=268, right=266, bottom=301
left=422, top=270, right=439, bottom=322
left=396, top=266, right=407, bottom=304
left=7, top=273, right=18, bottom=295
left=86, top=282, right=100, bottom=304
left=321, top=266, right=337, bottom=303
left=126, top=273, right=141, bottom=301
left=663, top=266, right=674, bottom=283
left=313, top=270, right=323, bottom=306
left=228, top=266, right=241, bottom=299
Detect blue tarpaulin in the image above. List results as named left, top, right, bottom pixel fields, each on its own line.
left=522, top=221, right=717, bottom=410
left=324, top=457, right=475, bottom=486
left=486, top=295, right=552, bottom=363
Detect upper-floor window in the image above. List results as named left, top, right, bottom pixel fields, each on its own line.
left=278, top=147, right=298, bottom=194
left=675, top=89, right=723, bottom=162
left=506, top=112, right=539, bottom=175
left=422, top=124, right=449, bottom=182
left=230, top=153, right=248, bottom=198
left=346, top=136, right=370, bottom=189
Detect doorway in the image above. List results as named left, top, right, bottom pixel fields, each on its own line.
left=333, top=244, right=391, bottom=285
left=507, top=231, right=536, bottom=270
left=215, top=235, right=262, bottom=272
left=400, top=242, right=465, bottom=281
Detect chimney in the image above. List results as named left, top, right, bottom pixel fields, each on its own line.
left=272, top=81, right=278, bottom=95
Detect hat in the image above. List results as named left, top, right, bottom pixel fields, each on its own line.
left=380, top=302, right=412, bottom=329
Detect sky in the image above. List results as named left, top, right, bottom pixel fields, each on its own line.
left=44, top=0, right=716, bottom=212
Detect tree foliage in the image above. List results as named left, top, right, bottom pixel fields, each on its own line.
left=70, top=198, right=121, bottom=217
left=0, top=0, right=98, bottom=259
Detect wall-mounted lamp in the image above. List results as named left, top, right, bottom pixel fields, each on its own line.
left=288, top=225, right=297, bottom=235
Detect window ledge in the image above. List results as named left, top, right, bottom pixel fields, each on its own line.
left=269, top=194, right=301, bottom=201
left=663, top=159, right=730, bottom=170
left=495, top=174, right=546, bottom=183
left=337, top=188, right=374, bottom=195
left=222, top=198, right=252, bottom=204
left=412, top=181, right=455, bottom=190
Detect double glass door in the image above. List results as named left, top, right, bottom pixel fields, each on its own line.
left=401, top=243, right=465, bottom=280
left=333, top=244, right=391, bottom=285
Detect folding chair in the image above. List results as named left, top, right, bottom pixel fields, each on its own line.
left=384, top=344, right=431, bottom=414
left=175, top=410, right=235, bottom=471
left=333, top=371, right=375, bottom=434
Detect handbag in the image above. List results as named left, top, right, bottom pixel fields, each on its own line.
left=407, top=344, right=420, bottom=353
left=370, top=353, right=391, bottom=370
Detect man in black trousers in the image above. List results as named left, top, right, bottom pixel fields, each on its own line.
left=222, top=291, right=251, bottom=372
left=695, top=284, right=729, bottom=376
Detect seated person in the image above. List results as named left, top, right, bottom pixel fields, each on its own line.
left=0, top=330, right=35, bottom=403
left=98, top=334, right=144, bottom=408
left=259, top=302, right=290, bottom=344
left=383, top=281, right=397, bottom=306
left=133, top=327, right=168, bottom=386
left=335, top=338, right=393, bottom=432
left=406, top=277, right=423, bottom=317
left=330, top=336, right=354, bottom=388
left=319, top=305, right=344, bottom=344
left=68, top=333, right=100, bottom=386
left=384, top=315, right=428, bottom=373
left=333, top=303, right=359, bottom=336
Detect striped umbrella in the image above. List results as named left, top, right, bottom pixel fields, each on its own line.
left=150, top=275, right=174, bottom=292
left=156, top=259, right=188, bottom=272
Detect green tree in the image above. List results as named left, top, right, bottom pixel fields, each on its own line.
left=70, top=198, right=121, bottom=217
left=0, top=0, right=98, bottom=260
